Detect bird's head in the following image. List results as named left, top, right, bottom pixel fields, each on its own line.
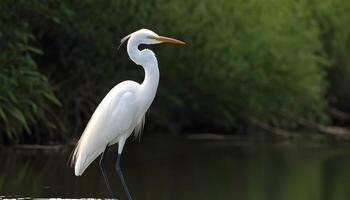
left=119, top=29, right=185, bottom=48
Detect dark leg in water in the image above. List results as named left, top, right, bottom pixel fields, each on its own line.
left=115, top=153, right=133, bottom=200
left=99, top=145, right=115, bottom=198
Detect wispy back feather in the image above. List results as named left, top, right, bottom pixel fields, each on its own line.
left=134, top=114, right=145, bottom=140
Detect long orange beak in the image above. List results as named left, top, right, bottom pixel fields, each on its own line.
left=151, top=35, right=185, bottom=45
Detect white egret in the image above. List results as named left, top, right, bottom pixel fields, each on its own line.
left=70, top=29, right=185, bottom=200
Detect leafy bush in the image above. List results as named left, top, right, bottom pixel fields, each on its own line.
left=0, top=1, right=60, bottom=143
left=306, top=0, right=350, bottom=111
left=151, top=0, right=328, bottom=131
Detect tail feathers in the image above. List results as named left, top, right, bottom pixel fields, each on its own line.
left=68, top=137, right=83, bottom=168
left=74, top=147, right=104, bottom=176
left=69, top=134, right=104, bottom=176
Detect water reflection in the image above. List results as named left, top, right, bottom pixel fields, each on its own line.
left=0, top=137, right=350, bottom=200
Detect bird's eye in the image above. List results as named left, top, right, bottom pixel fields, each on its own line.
left=139, top=44, right=148, bottom=50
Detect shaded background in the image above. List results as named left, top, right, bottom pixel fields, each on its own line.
left=1, top=0, right=349, bottom=143
left=1, top=0, right=350, bottom=199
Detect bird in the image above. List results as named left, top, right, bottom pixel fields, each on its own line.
left=69, top=29, right=185, bottom=200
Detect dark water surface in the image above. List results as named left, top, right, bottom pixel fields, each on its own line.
left=1, top=136, right=350, bottom=200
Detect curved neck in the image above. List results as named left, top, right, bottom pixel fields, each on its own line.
left=127, top=37, right=159, bottom=104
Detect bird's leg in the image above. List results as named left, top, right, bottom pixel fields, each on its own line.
left=115, top=153, right=133, bottom=200
left=99, top=145, right=115, bottom=198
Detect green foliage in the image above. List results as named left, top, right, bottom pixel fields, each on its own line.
left=0, top=0, right=349, bottom=143
left=306, top=0, right=350, bottom=111
left=153, top=0, right=328, bottom=130
left=0, top=1, right=61, bottom=143
left=43, top=0, right=328, bottom=134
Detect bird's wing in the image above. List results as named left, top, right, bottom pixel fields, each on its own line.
left=70, top=90, right=138, bottom=176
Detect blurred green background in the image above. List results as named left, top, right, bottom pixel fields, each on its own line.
left=1, top=1, right=350, bottom=199
left=0, top=0, right=349, bottom=144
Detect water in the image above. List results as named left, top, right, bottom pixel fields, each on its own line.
left=1, top=136, right=350, bottom=200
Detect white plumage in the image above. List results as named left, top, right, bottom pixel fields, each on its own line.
left=72, top=81, right=144, bottom=175
left=70, top=29, right=185, bottom=178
